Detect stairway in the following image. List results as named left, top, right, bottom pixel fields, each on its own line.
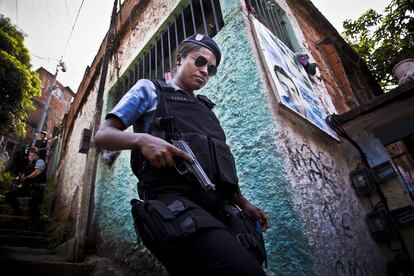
left=0, top=196, right=94, bottom=275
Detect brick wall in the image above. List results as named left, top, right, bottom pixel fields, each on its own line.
left=25, top=68, right=74, bottom=143
left=291, top=11, right=355, bottom=113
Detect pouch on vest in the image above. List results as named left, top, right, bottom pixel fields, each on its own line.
left=130, top=197, right=225, bottom=252
left=182, top=132, right=215, bottom=181
left=212, top=139, right=239, bottom=186
left=131, top=199, right=181, bottom=252
left=221, top=203, right=267, bottom=267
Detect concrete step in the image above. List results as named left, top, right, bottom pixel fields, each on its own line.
left=0, top=228, right=43, bottom=237
left=0, top=194, right=6, bottom=204
left=0, top=245, right=57, bottom=261
left=0, top=214, right=31, bottom=231
left=0, top=233, right=48, bottom=248
left=0, top=258, right=95, bottom=276
left=0, top=245, right=95, bottom=276
left=0, top=204, right=13, bottom=215
left=0, top=204, right=30, bottom=216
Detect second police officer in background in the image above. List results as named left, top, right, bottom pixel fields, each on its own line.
left=6, top=149, right=46, bottom=230
left=95, top=33, right=269, bottom=275
left=33, top=130, right=49, bottom=161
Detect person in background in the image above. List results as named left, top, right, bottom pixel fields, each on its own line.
left=5, top=150, right=46, bottom=230
left=33, top=131, right=49, bottom=162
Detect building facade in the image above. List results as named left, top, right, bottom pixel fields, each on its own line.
left=28, top=67, right=75, bottom=142
left=1, top=67, right=74, bottom=171
left=55, top=0, right=414, bottom=275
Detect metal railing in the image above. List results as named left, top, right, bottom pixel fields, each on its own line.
left=250, top=0, right=294, bottom=50
left=114, top=0, right=224, bottom=103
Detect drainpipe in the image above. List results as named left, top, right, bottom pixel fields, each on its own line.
left=74, top=0, right=119, bottom=261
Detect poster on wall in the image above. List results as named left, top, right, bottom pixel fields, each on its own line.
left=250, top=16, right=338, bottom=139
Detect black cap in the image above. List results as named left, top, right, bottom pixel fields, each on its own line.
left=182, top=34, right=221, bottom=66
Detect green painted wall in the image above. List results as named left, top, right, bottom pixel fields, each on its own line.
left=200, top=1, right=314, bottom=275
left=93, top=0, right=313, bottom=275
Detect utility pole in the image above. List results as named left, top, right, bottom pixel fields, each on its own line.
left=36, top=61, right=67, bottom=135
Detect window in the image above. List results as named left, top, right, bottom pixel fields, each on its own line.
left=250, top=0, right=297, bottom=51
left=111, top=0, right=224, bottom=107
left=387, top=135, right=414, bottom=201
left=54, top=88, right=63, bottom=100
left=52, top=126, right=60, bottom=137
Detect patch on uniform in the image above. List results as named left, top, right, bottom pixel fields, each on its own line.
left=166, top=95, right=197, bottom=103
left=195, top=34, right=204, bottom=41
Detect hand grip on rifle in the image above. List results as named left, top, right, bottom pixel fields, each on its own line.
left=172, top=139, right=216, bottom=191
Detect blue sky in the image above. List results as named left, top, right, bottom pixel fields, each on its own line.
left=0, top=0, right=390, bottom=91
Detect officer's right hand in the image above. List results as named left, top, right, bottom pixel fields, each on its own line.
left=139, top=134, right=193, bottom=169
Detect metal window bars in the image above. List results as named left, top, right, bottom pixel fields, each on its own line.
left=250, top=0, right=293, bottom=50
left=114, top=0, right=224, bottom=102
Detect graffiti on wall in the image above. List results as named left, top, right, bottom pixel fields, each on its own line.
left=286, top=143, right=353, bottom=239
left=335, top=259, right=376, bottom=276
left=288, top=143, right=341, bottom=196
left=282, top=140, right=381, bottom=274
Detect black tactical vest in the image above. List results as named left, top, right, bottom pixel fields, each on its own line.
left=131, top=79, right=239, bottom=194
left=34, top=139, right=48, bottom=159
left=24, top=160, right=46, bottom=186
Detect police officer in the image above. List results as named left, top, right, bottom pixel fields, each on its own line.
left=33, top=130, right=49, bottom=161
left=95, top=34, right=269, bottom=275
left=6, top=150, right=46, bottom=230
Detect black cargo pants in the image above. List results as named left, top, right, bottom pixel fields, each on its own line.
left=161, top=227, right=266, bottom=276
left=132, top=191, right=266, bottom=276
left=6, top=185, right=44, bottom=218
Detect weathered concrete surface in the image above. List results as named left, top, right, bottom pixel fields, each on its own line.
left=55, top=89, right=97, bottom=222
left=274, top=118, right=387, bottom=275
left=199, top=1, right=315, bottom=275
left=251, top=1, right=388, bottom=274
left=107, top=0, right=182, bottom=92
left=92, top=1, right=180, bottom=274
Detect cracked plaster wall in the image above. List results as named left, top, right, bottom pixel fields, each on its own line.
left=254, top=1, right=388, bottom=275
left=56, top=90, right=97, bottom=224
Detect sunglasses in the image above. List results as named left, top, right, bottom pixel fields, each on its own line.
left=187, top=55, right=217, bottom=77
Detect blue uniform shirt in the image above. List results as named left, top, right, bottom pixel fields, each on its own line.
left=34, top=159, right=46, bottom=171
left=107, top=79, right=182, bottom=132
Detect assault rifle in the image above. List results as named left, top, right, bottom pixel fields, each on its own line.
left=172, top=139, right=216, bottom=191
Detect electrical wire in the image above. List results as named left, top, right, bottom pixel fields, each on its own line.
left=368, top=195, right=385, bottom=211
left=373, top=200, right=384, bottom=210
left=368, top=196, right=376, bottom=209
left=60, top=0, right=86, bottom=60
left=326, top=115, right=369, bottom=166
left=64, top=0, right=71, bottom=21
left=327, top=114, right=391, bottom=210
left=326, top=114, right=412, bottom=262
left=30, top=52, right=56, bottom=62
